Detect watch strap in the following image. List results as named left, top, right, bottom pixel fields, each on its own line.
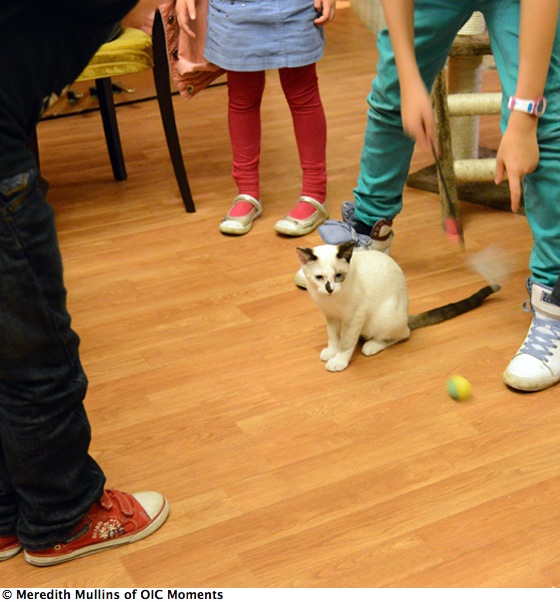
left=508, top=96, right=547, bottom=117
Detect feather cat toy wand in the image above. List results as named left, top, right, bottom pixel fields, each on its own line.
left=430, top=147, right=507, bottom=289
left=432, top=144, right=465, bottom=249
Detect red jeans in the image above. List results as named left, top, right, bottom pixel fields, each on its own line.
left=227, top=63, right=327, bottom=202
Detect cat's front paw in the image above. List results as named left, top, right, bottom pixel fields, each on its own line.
left=320, top=347, right=337, bottom=362
left=325, top=355, right=349, bottom=372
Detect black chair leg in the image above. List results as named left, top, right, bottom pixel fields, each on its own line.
left=152, top=9, right=195, bottom=213
left=96, top=77, right=127, bottom=181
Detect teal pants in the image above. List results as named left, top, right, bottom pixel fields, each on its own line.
left=354, top=0, right=560, bottom=287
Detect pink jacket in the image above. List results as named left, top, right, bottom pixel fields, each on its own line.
left=143, top=0, right=225, bottom=100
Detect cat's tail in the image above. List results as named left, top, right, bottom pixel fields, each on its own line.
left=407, top=284, right=500, bottom=330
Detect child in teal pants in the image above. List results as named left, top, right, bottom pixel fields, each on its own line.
left=318, top=0, right=560, bottom=392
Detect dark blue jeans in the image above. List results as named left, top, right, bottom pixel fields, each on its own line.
left=0, top=169, right=105, bottom=551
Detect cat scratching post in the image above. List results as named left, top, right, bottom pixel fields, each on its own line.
left=446, top=12, right=502, bottom=182
left=448, top=12, right=486, bottom=161
left=435, top=22, right=502, bottom=185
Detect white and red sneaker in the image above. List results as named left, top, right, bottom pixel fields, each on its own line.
left=0, top=535, right=22, bottom=561
left=24, top=489, right=169, bottom=567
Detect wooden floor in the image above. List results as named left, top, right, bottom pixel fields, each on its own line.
left=6, top=6, right=560, bottom=589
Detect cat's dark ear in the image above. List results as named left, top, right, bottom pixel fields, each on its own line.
left=337, top=241, right=356, bottom=263
left=296, top=247, right=317, bottom=265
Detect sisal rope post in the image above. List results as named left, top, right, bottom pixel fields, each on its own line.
left=448, top=12, right=487, bottom=160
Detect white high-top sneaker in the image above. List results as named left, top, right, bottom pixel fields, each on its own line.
left=503, top=280, right=560, bottom=392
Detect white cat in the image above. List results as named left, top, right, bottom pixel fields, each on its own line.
left=297, top=242, right=499, bottom=372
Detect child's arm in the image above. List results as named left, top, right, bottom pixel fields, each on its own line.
left=496, top=0, right=559, bottom=212
left=314, top=0, right=337, bottom=25
left=380, top=0, right=436, bottom=150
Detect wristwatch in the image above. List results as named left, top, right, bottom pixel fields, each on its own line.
left=508, top=96, right=547, bottom=117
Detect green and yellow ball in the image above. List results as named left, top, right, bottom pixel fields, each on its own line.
left=446, top=374, right=472, bottom=401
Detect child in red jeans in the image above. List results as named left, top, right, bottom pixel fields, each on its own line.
left=180, top=0, right=336, bottom=236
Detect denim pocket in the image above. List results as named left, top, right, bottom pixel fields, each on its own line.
left=0, top=170, right=37, bottom=216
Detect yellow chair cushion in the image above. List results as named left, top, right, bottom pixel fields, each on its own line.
left=76, top=27, right=154, bottom=82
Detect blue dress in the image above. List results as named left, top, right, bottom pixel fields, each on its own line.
left=204, top=0, right=325, bottom=71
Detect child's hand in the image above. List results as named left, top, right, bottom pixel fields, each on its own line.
left=495, top=112, right=540, bottom=213
left=400, top=77, right=436, bottom=150
left=176, top=0, right=198, bottom=38
left=314, top=0, right=336, bottom=25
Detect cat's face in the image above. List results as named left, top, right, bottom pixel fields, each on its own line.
left=296, top=242, right=355, bottom=296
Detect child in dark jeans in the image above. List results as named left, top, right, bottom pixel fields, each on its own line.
left=0, top=0, right=169, bottom=566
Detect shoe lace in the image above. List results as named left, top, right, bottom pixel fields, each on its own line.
left=520, top=315, right=560, bottom=362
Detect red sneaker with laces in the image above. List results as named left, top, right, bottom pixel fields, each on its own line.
left=24, top=489, right=169, bottom=567
left=0, top=535, right=22, bottom=561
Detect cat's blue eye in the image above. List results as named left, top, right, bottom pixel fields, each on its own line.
left=335, top=273, right=345, bottom=282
